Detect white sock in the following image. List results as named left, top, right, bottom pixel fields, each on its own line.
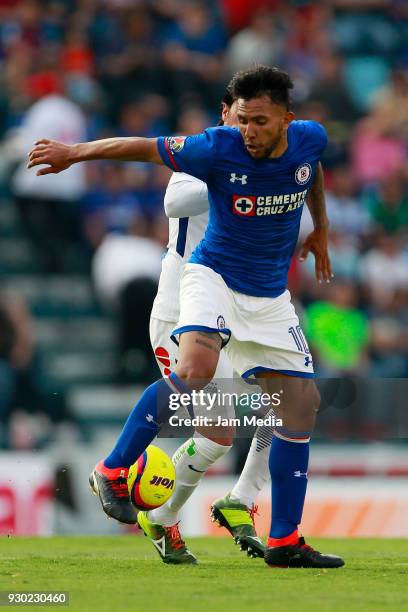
left=230, top=421, right=273, bottom=508
left=148, top=434, right=231, bottom=526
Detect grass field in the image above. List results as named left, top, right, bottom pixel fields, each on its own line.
left=0, top=536, right=407, bottom=611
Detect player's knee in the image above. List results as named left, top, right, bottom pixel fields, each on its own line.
left=285, top=383, right=319, bottom=431
left=299, top=381, right=320, bottom=413
left=175, top=360, right=217, bottom=389
left=303, top=390, right=320, bottom=418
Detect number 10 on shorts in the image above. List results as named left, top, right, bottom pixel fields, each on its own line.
left=288, top=325, right=310, bottom=354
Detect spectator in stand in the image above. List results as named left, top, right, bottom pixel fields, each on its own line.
left=176, top=104, right=211, bottom=134
left=81, top=163, right=144, bottom=251
left=363, top=171, right=408, bottom=237
left=91, top=5, right=163, bottom=124
left=308, top=53, right=360, bottom=124
left=359, top=234, right=408, bottom=311
left=61, top=25, right=95, bottom=76
left=134, top=164, right=172, bottom=220
left=221, top=0, right=280, bottom=33
left=305, top=279, right=370, bottom=376
left=161, top=0, right=227, bottom=108
left=9, top=73, right=87, bottom=272
left=300, top=164, right=369, bottom=241
left=350, top=104, right=407, bottom=187
left=325, top=165, right=370, bottom=237
left=224, top=8, right=284, bottom=76
left=323, top=231, right=361, bottom=283
left=298, top=230, right=361, bottom=305
left=0, top=290, right=70, bottom=449
left=370, top=288, right=408, bottom=378
left=92, top=221, right=165, bottom=383
left=117, top=96, right=169, bottom=139
left=370, top=69, right=408, bottom=140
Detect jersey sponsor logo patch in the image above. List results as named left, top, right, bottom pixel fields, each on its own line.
left=232, top=191, right=307, bottom=217
left=295, top=163, right=312, bottom=185
left=233, top=195, right=256, bottom=216
left=168, top=136, right=185, bottom=152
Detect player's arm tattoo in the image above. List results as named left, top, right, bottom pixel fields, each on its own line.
left=306, top=162, right=329, bottom=230
left=195, top=331, right=222, bottom=353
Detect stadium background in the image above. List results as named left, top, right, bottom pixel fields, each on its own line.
left=0, top=0, right=407, bottom=538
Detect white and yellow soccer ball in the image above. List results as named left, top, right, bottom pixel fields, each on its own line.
left=128, top=445, right=176, bottom=510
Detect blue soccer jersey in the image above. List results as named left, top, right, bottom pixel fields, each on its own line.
left=157, top=121, right=327, bottom=297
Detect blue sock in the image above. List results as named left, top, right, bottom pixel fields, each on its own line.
left=268, top=429, right=310, bottom=540
left=105, top=373, right=190, bottom=469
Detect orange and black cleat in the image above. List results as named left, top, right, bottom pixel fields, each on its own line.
left=89, top=460, right=137, bottom=524
left=265, top=536, right=345, bottom=568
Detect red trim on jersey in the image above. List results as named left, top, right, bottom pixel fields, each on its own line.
left=163, top=138, right=180, bottom=171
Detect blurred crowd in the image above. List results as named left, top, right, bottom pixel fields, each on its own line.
left=0, top=0, right=407, bottom=446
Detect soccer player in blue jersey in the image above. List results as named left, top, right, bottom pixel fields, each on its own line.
left=28, top=65, right=344, bottom=568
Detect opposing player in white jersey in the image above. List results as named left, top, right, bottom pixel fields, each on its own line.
left=147, top=92, right=272, bottom=562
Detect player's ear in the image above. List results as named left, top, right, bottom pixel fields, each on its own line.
left=283, top=111, right=295, bottom=130
left=221, top=103, right=229, bottom=123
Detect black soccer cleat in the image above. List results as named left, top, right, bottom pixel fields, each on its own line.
left=264, top=537, right=345, bottom=568
left=89, top=461, right=138, bottom=524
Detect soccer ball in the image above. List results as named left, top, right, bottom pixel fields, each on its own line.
left=127, top=445, right=176, bottom=510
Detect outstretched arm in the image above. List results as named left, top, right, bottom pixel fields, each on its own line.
left=27, top=137, right=163, bottom=175
left=299, top=162, right=333, bottom=283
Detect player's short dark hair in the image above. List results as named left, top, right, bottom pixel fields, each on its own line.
left=230, top=65, right=293, bottom=110
left=221, top=87, right=234, bottom=108
left=217, top=85, right=234, bottom=125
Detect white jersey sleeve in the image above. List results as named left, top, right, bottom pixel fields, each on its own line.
left=164, top=172, right=209, bottom=218
left=151, top=174, right=209, bottom=323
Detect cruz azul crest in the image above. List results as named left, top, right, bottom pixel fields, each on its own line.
left=294, top=163, right=312, bottom=185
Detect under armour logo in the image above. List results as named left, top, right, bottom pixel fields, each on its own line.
left=146, top=414, right=154, bottom=422
left=304, top=356, right=313, bottom=367
left=230, top=173, right=248, bottom=184
left=294, top=470, right=308, bottom=478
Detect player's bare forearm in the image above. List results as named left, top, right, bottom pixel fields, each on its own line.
left=27, top=137, right=163, bottom=176
left=306, top=162, right=329, bottom=230
left=71, top=137, right=163, bottom=164
left=300, top=162, right=333, bottom=283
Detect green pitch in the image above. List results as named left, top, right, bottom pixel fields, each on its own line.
left=0, top=537, right=407, bottom=611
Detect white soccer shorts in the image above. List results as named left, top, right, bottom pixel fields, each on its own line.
left=171, top=263, right=314, bottom=380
